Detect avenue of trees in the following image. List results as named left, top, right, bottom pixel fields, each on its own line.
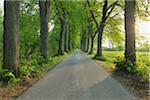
left=0, top=0, right=149, bottom=82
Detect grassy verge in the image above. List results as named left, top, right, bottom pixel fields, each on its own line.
left=102, top=51, right=149, bottom=67
left=94, top=60, right=149, bottom=100
left=0, top=52, right=71, bottom=99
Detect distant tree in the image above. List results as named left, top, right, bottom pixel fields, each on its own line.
left=54, top=0, right=66, bottom=55
left=81, top=30, right=87, bottom=51
left=3, top=1, right=20, bottom=76
left=64, top=22, right=69, bottom=52
left=59, top=18, right=65, bottom=55
left=87, top=0, right=119, bottom=57
left=39, top=0, right=51, bottom=58
left=125, top=0, right=136, bottom=65
left=86, top=23, right=92, bottom=52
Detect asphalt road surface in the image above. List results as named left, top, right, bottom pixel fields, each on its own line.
left=17, top=50, right=137, bottom=100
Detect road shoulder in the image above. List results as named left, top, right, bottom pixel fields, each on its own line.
left=94, top=60, right=149, bottom=100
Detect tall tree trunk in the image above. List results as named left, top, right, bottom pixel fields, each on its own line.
left=3, top=1, right=20, bottom=76
left=68, top=26, right=72, bottom=51
left=125, top=0, right=136, bottom=65
left=86, top=23, right=92, bottom=52
left=89, top=36, right=94, bottom=54
left=64, top=23, right=69, bottom=52
left=82, top=31, right=87, bottom=51
left=39, top=0, right=50, bottom=59
left=58, top=20, right=65, bottom=55
left=86, top=36, right=90, bottom=52
left=96, top=25, right=104, bottom=56
left=81, top=33, right=84, bottom=50
left=87, top=23, right=92, bottom=52
left=96, top=0, right=107, bottom=57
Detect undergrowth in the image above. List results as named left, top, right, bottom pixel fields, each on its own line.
left=0, top=53, right=69, bottom=85
left=114, top=56, right=150, bottom=82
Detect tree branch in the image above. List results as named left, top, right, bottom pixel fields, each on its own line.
left=87, top=0, right=99, bottom=29
left=93, top=30, right=98, bottom=38
left=105, top=1, right=118, bottom=21
left=105, top=10, right=123, bottom=25
left=106, top=1, right=118, bottom=12
left=94, top=0, right=97, bottom=5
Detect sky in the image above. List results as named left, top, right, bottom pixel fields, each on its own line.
left=0, top=0, right=3, bottom=8
left=0, top=0, right=3, bottom=15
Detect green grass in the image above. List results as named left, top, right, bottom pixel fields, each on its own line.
left=89, top=50, right=150, bottom=81
left=90, top=51, right=150, bottom=67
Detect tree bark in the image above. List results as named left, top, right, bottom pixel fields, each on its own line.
left=125, top=0, right=136, bottom=64
left=58, top=19, right=65, bottom=55
left=64, top=23, right=69, bottom=52
left=81, top=31, right=87, bottom=51
left=81, top=34, right=84, bottom=51
left=86, top=35, right=90, bottom=52
left=86, top=24, right=92, bottom=52
left=68, top=25, right=72, bottom=51
left=89, top=36, right=94, bottom=54
left=96, top=25, right=104, bottom=56
left=96, top=0, right=108, bottom=57
left=39, top=0, right=50, bottom=59
left=3, top=1, right=20, bottom=76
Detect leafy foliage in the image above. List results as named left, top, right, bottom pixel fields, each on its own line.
left=20, top=1, right=40, bottom=58
left=0, top=68, right=19, bottom=84
left=114, top=56, right=149, bottom=81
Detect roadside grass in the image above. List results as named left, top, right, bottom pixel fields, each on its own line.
left=89, top=51, right=150, bottom=68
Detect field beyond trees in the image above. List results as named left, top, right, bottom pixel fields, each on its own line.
left=101, top=51, right=150, bottom=67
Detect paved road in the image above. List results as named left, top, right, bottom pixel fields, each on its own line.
left=17, top=50, right=137, bottom=100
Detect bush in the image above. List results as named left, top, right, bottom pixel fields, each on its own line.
left=114, top=56, right=126, bottom=71
left=114, top=56, right=137, bottom=73
left=114, top=56, right=150, bottom=81
left=19, top=65, right=40, bottom=78
left=19, top=55, right=53, bottom=78
left=135, top=61, right=149, bottom=81
left=36, top=56, right=48, bottom=66
left=0, top=68, right=19, bottom=84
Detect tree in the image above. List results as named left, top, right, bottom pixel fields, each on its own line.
left=87, top=0, right=119, bottom=57
left=39, top=0, right=51, bottom=58
left=125, top=0, right=136, bottom=65
left=86, top=23, right=91, bottom=52
left=64, top=22, right=69, bottom=52
left=54, top=0, right=66, bottom=55
left=3, top=1, right=20, bottom=76
left=81, top=30, right=87, bottom=51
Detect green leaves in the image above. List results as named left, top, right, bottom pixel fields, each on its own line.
left=136, top=0, right=150, bottom=20
left=0, top=68, right=20, bottom=84
left=114, top=56, right=150, bottom=81
left=20, top=1, right=40, bottom=58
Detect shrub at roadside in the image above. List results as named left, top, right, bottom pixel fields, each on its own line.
left=0, top=53, right=68, bottom=85
left=114, top=56, right=149, bottom=81
left=0, top=68, right=20, bottom=84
